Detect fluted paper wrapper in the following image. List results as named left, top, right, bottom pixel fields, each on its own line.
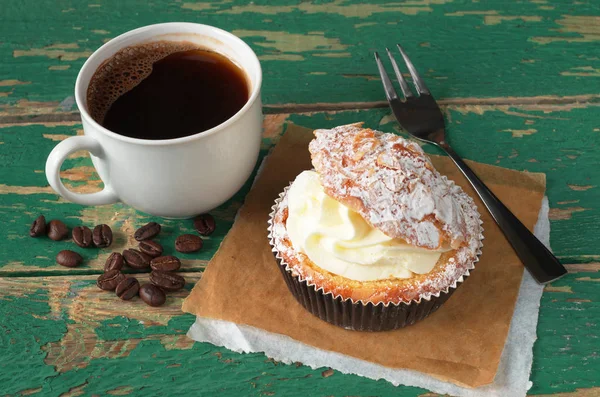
left=182, top=124, right=547, bottom=388
left=275, top=256, right=458, bottom=330
left=268, top=186, right=483, bottom=332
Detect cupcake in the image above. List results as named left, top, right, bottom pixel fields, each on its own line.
left=268, top=124, right=483, bottom=331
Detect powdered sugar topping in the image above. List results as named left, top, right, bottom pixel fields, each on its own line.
left=309, top=124, right=479, bottom=250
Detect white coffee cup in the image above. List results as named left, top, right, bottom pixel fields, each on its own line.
left=46, top=23, right=263, bottom=218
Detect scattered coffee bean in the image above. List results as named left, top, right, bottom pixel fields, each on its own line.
left=139, top=240, right=163, bottom=258
left=30, top=215, right=46, bottom=237
left=72, top=226, right=93, bottom=248
left=56, top=250, right=83, bottom=268
left=93, top=224, right=112, bottom=248
left=150, top=256, right=181, bottom=272
left=193, top=213, right=216, bottom=236
left=47, top=220, right=69, bottom=241
left=123, top=248, right=152, bottom=269
left=149, top=271, right=186, bottom=291
left=104, top=252, right=124, bottom=272
left=175, top=234, right=203, bottom=253
left=97, top=269, right=126, bottom=291
left=134, top=222, right=161, bottom=241
left=115, top=277, right=140, bottom=300
left=139, top=283, right=166, bottom=307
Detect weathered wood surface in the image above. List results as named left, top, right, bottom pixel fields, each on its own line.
left=2, top=107, right=597, bottom=274
left=2, top=108, right=599, bottom=396
left=0, top=272, right=598, bottom=396
left=1, top=0, right=599, bottom=396
left=1, top=0, right=600, bottom=120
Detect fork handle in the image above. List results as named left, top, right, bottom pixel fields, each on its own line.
left=440, top=143, right=567, bottom=284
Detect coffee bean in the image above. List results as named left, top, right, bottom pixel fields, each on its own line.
left=72, top=226, right=93, bottom=248
left=149, top=271, right=186, bottom=291
left=193, top=213, right=216, bottom=236
left=139, top=283, right=166, bottom=307
left=93, top=224, right=112, bottom=248
left=30, top=215, right=46, bottom=237
left=123, top=249, right=152, bottom=269
left=150, top=256, right=181, bottom=272
left=115, top=277, right=140, bottom=300
left=104, top=252, right=124, bottom=272
left=97, top=270, right=126, bottom=291
left=134, top=222, right=161, bottom=241
left=175, top=234, right=203, bottom=253
left=47, top=220, right=69, bottom=241
left=56, top=250, right=83, bottom=268
left=139, top=240, right=163, bottom=258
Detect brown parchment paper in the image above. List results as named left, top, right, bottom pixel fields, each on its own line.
left=182, top=124, right=546, bottom=388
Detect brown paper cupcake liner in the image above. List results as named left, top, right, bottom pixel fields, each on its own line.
left=267, top=183, right=484, bottom=332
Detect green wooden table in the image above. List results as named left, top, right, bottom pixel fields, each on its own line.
left=1, top=1, right=599, bottom=396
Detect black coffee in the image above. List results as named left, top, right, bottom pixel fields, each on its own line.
left=87, top=41, right=249, bottom=140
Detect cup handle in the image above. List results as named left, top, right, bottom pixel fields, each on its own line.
left=45, top=136, right=119, bottom=206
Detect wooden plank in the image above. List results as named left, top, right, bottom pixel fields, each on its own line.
left=1, top=1, right=598, bottom=396
left=1, top=104, right=599, bottom=274
left=263, top=94, right=600, bottom=114
left=1, top=0, right=600, bottom=116
left=3, top=93, right=599, bottom=124
left=4, top=273, right=201, bottom=374
left=534, top=276, right=600, bottom=394
left=0, top=273, right=420, bottom=397
left=565, top=263, right=600, bottom=273
left=0, top=271, right=598, bottom=396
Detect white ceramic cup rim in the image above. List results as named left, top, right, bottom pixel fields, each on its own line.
left=74, top=22, right=262, bottom=146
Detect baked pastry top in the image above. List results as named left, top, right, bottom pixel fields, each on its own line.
left=270, top=124, right=483, bottom=304
left=309, top=123, right=480, bottom=250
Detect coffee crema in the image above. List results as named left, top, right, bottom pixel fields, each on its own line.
left=87, top=41, right=249, bottom=140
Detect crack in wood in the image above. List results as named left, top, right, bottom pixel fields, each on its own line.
left=265, top=94, right=600, bottom=114
left=1, top=94, right=599, bottom=126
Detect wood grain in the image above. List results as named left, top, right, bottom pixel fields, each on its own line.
left=1, top=106, right=599, bottom=396
left=1, top=0, right=599, bottom=395
left=0, top=271, right=598, bottom=396
left=1, top=0, right=600, bottom=112
left=3, top=104, right=598, bottom=273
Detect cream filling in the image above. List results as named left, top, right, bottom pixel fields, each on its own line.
left=286, top=171, right=450, bottom=281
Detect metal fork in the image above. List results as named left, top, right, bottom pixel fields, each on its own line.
left=375, top=44, right=567, bottom=284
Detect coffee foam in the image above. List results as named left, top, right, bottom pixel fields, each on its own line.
left=87, top=41, right=200, bottom=124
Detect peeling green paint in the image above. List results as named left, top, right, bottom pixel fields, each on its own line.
left=1, top=0, right=600, bottom=395
left=0, top=289, right=66, bottom=395
left=1, top=1, right=600, bottom=108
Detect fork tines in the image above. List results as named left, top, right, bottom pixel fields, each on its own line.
left=375, top=44, right=430, bottom=101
